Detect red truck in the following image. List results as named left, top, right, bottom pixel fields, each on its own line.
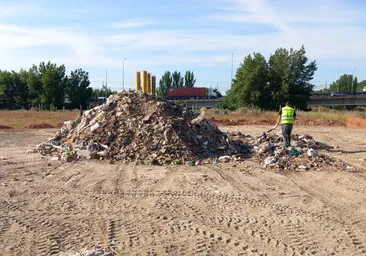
left=167, top=88, right=207, bottom=98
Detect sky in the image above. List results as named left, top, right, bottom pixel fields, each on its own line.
left=1, top=0, right=366, bottom=93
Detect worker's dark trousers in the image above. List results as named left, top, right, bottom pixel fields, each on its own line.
left=281, top=124, right=293, bottom=147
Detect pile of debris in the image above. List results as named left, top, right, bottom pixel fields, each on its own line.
left=35, top=91, right=251, bottom=164
left=225, top=131, right=354, bottom=172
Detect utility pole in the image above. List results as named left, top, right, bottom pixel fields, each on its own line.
left=122, top=58, right=127, bottom=91
left=231, top=53, right=234, bottom=87
left=351, top=67, right=356, bottom=94
left=102, top=81, right=107, bottom=98
left=338, top=69, right=341, bottom=92
left=105, top=69, right=108, bottom=96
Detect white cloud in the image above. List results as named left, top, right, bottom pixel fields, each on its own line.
left=209, top=0, right=366, bottom=60
left=0, top=23, right=115, bottom=71
left=111, top=20, right=155, bottom=29
left=0, top=3, right=39, bottom=18
left=1, top=0, right=366, bottom=85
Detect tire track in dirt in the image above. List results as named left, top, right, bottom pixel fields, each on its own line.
left=107, top=219, right=120, bottom=254
left=0, top=215, right=10, bottom=240
left=3, top=196, right=96, bottom=255
left=7, top=187, right=366, bottom=255
left=287, top=172, right=366, bottom=255
left=282, top=220, right=318, bottom=255
left=199, top=190, right=354, bottom=255
left=154, top=192, right=293, bottom=255
left=184, top=192, right=298, bottom=254
left=336, top=174, right=366, bottom=194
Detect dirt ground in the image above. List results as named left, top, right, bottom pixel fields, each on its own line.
left=1, top=126, right=366, bottom=256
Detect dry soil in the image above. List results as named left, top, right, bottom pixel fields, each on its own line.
left=1, top=126, right=366, bottom=256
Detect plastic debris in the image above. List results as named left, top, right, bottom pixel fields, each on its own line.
left=346, top=166, right=354, bottom=172
left=307, top=148, right=318, bottom=157
left=51, top=156, right=59, bottom=161
left=264, top=156, right=277, bottom=165
left=218, top=155, right=231, bottom=162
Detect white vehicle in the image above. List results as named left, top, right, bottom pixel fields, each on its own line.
left=97, top=97, right=107, bottom=102
left=363, top=86, right=366, bottom=92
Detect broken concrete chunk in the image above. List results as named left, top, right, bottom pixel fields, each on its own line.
left=264, top=156, right=277, bottom=165
left=218, top=155, right=231, bottom=162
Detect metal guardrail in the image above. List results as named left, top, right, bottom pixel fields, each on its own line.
left=169, top=95, right=366, bottom=108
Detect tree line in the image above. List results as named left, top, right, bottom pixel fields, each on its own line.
left=315, top=75, right=366, bottom=94
left=156, top=70, right=196, bottom=96
left=0, top=61, right=97, bottom=110
left=222, top=46, right=317, bottom=110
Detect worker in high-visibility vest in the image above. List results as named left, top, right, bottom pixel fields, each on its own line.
left=273, top=102, right=296, bottom=147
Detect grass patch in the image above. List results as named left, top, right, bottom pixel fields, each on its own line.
left=0, top=110, right=79, bottom=129
left=206, top=107, right=366, bottom=128
left=1, top=108, right=366, bottom=129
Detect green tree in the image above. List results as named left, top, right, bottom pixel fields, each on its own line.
left=11, top=70, right=29, bottom=108
left=268, top=46, right=317, bottom=109
left=357, top=80, right=366, bottom=92
left=25, top=65, right=43, bottom=107
left=0, top=70, right=14, bottom=108
left=222, top=46, right=316, bottom=110
left=92, top=88, right=117, bottom=98
left=0, top=70, right=28, bottom=109
left=172, top=71, right=184, bottom=88
left=157, top=71, right=172, bottom=96
left=329, top=74, right=358, bottom=93
left=213, top=88, right=222, bottom=97
left=38, top=61, right=67, bottom=109
left=66, top=69, right=92, bottom=109
left=184, top=71, right=196, bottom=88
left=223, top=53, right=268, bottom=109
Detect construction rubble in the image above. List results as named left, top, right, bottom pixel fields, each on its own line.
left=226, top=131, right=355, bottom=172
left=34, top=91, right=355, bottom=172
left=35, top=91, right=251, bottom=165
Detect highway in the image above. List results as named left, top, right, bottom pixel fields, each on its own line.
left=308, top=94, right=366, bottom=106
left=174, top=94, right=366, bottom=109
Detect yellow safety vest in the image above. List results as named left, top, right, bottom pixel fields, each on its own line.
left=281, top=106, right=295, bottom=124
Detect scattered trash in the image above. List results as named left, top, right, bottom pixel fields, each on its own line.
left=77, top=150, right=91, bottom=160
left=218, top=155, right=231, bottom=162
left=297, top=165, right=307, bottom=171
left=346, top=166, right=354, bottom=172
left=226, top=131, right=355, bottom=172
left=307, top=148, right=318, bottom=157
left=264, top=156, right=277, bottom=165
left=51, top=156, right=59, bottom=161
left=289, top=148, right=302, bottom=157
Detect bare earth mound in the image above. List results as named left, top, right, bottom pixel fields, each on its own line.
left=26, top=123, right=55, bottom=129
left=0, top=125, right=13, bottom=129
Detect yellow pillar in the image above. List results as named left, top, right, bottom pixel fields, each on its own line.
left=142, top=71, right=148, bottom=93
left=151, top=76, right=156, bottom=95
left=135, top=71, right=141, bottom=91
left=147, top=73, right=151, bottom=94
